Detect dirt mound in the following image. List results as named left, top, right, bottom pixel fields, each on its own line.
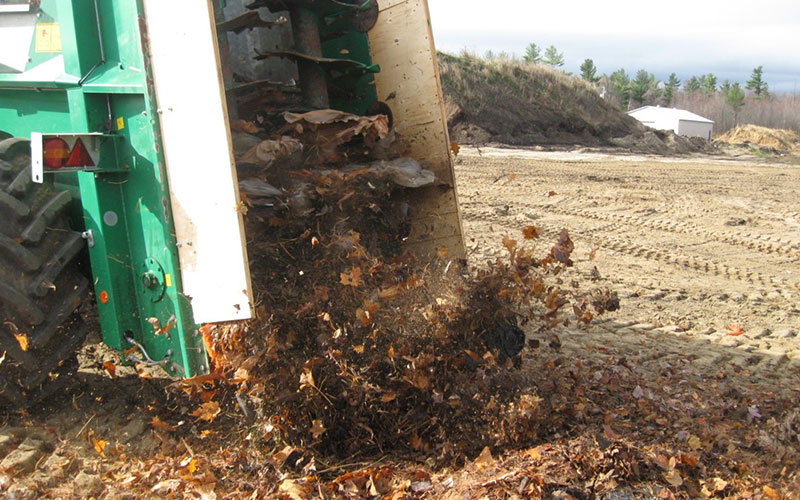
left=612, top=129, right=711, bottom=155
left=717, top=124, right=800, bottom=152
left=438, top=53, right=710, bottom=155
left=438, top=53, right=640, bottom=147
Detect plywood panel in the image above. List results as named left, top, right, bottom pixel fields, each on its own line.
left=143, top=0, right=253, bottom=323
left=368, top=0, right=465, bottom=257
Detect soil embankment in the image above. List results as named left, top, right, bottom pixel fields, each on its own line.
left=438, top=52, right=708, bottom=155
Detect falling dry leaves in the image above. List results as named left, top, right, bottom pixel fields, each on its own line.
left=474, top=446, right=494, bottom=470
left=663, top=469, right=683, bottom=487
left=93, top=438, right=108, bottom=458
left=190, top=401, right=221, bottom=422
left=299, top=367, right=317, bottom=391
left=700, top=477, right=729, bottom=496
left=522, top=225, right=540, bottom=240
left=43, top=103, right=791, bottom=500
left=149, top=416, right=177, bottom=432
left=550, top=229, right=575, bottom=266
left=14, top=332, right=29, bottom=352
left=199, top=179, right=619, bottom=477
left=311, top=419, right=327, bottom=439
left=727, top=324, right=745, bottom=336
left=230, top=119, right=260, bottom=134
left=5, top=322, right=29, bottom=351
left=280, top=478, right=310, bottom=500
left=5, top=59, right=800, bottom=500
left=355, top=299, right=379, bottom=326
left=103, top=361, right=117, bottom=379
left=340, top=266, right=363, bottom=287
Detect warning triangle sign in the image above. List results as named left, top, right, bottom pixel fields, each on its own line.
left=65, top=138, right=96, bottom=167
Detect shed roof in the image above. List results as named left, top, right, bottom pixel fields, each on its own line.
left=628, top=106, right=714, bottom=124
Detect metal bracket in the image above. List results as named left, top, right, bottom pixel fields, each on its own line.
left=31, top=132, right=126, bottom=183
left=81, top=229, right=94, bottom=248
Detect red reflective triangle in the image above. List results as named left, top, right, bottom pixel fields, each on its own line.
left=65, top=138, right=95, bottom=167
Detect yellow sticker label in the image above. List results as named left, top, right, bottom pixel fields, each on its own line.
left=165, top=273, right=172, bottom=287
left=116, top=117, right=125, bottom=130
left=35, top=23, right=62, bottom=53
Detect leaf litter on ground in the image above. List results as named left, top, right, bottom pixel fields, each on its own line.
left=5, top=108, right=799, bottom=499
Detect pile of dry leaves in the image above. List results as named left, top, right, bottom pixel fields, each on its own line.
left=196, top=110, right=618, bottom=465
left=4, top=109, right=798, bottom=499
left=76, top=110, right=797, bottom=499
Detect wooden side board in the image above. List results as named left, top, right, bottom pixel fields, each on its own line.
left=143, top=0, right=253, bottom=323
left=368, top=0, right=465, bottom=258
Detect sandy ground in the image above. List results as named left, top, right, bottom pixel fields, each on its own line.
left=2, top=149, right=799, bottom=498
left=456, top=148, right=800, bottom=380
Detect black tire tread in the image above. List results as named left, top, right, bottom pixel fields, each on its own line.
left=0, top=138, right=88, bottom=409
left=0, top=190, right=30, bottom=220
left=28, top=231, right=85, bottom=297
left=0, top=233, right=42, bottom=271
left=7, top=165, right=32, bottom=196
left=20, top=190, right=73, bottom=244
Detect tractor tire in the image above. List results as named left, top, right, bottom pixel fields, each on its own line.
left=0, top=137, right=89, bottom=409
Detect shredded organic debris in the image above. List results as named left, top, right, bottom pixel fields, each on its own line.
left=197, top=109, right=616, bottom=464
left=141, top=111, right=795, bottom=499
left=3, top=110, right=798, bottom=500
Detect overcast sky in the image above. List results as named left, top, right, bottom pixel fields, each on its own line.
left=428, top=0, right=800, bottom=93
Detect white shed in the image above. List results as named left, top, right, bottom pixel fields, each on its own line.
left=627, top=106, right=714, bottom=140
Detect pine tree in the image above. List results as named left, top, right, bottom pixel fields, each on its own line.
left=664, top=73, right=680, bottom=106
left=609, top=68, right=631, bottom=108
left=523, top=43, right=541, bottom=63
left=484, top=50, right=496, bottom=61
left=630, top=69, right=658, bottom=106
left=725, top=82, right=745, bottom=124
left=720, top=79, right=732, bottom=94
left=746, top=66, right=769, bottom=98
left=701, top=73, right=717, bottom=94
left=543, top=45, right=564, bottom=67
left=684, top=76, right=701, bottom=93
left=580, top=58, right=600, bottom=83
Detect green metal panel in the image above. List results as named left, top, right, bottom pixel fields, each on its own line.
left=0, top=0, right=207, bottom=378
left=316, top=2, right=379, bottom=115
left=0, top=0, right=388, bottom=379
left=56, top=0, right=101, bottom=78
left=23, top=1, right=63, bottom=71
left=0, top=90, right=71, bottom=131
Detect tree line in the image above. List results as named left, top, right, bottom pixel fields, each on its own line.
left=599, top=65, right=767, bottom=116
left=482, top=43, right=782, bottom=130
left=483, top=42, right=566, bottom=68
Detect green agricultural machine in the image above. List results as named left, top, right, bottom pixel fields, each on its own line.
left=0, top=0, right=462, bottom=407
